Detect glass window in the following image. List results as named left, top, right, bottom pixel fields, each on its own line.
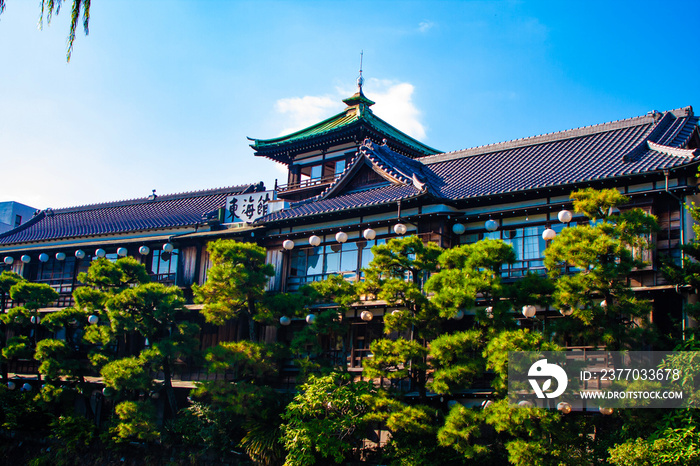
left=335, top=160, right=345, bottom=175
left=150, top=249, right=179, bottom=283
left=310, top=165, right=322, bottom=180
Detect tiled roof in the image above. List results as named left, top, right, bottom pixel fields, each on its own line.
left=249, top=96, right=439, bottom=159
left=0, top=184, right=262, bottom=245
left=258, top=184, right=424, bottom=222
left=259, top=107, right=699, bottom=223
left=420, top=107, right=699, bottom=200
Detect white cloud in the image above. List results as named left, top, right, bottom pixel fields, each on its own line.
left=274, top=95, right=343, bottom=136
left=274, top=78, right=427, bottom=142
left=418, top=20, right=435, bottom=33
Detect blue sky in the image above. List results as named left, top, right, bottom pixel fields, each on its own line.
left=2, top=1, right=700, bottom=209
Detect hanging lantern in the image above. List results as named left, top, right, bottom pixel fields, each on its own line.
left=39, top=253, right=49, bottom=262
left=139, top=245, right=150, bottom=255
left=55, top=252, right=66, bottom=261
left=518, top=400, right=534, bottom=407
left=600, top=300, right=608, bottom=308
left=522, top=305, right=537, bottom=318
left=283, top=239, right=295, bottom=250
left=452, top=310, right=464, bottom=320
left=557, top=402, right=572, bottom=414
left=485, top=219, right=498, bottom=231
left=30, top=316, right=40, bottom=324
left=558, top=209, right=573, bottom=223
left=363, top=228, right=376, bottom=240
left=7, top=381, right=15, bottom=390
left=163, top=243, right=174, bottom=253
left=305, top=314, right=316, bottom=324
left=360, top=310, right=373, bottom=321
left=391, top=309, right=402, bottom=316
left=394, top=223, right=407, bottom=235
left=599, top=407, right=614, bottom=415
left=485, top=306, right=494, bottom=318
left=117, top=247, right=128, bottom=257
left=279, top=316, right=291, bottom=326
left=21, top=383, right=32, bottom=392
left=452, top=223, right=466, bottom=235
left=95, top=248, right=106, bottom=258
left=335, top=231, right=348, bottom=243
left=75, top=250, right=86, bottom=259
left=21, top=255, right=31, bottom=263
left=542, top=228, right=556, bottom=241
left=559, top=308, right=574, bottom=316
left=88, top=315, right=99, bottom=325
left=309, top=235, right=321, bottom=247
left=3, top=256, right=13, bottom=265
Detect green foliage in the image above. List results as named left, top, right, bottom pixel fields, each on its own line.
left=205, top=340, right=286, bottom=381
left=281, top=373, right=374, bottom=465
left=363, top=338, right=428, bottom=382
left=109, top=401, right=159, bottom=444
left=9, top=281, right=58, bottom=310
left=101, top=355, right=152, bottom=393
left=608, top=426, right=700, bottom=466
left=428, top=330, right=485, bottom=394
left=49, top=415, right=96, bottom=453
left=34, top=338, right=72, bottom=381
left=2, top=335, right=31, bottom=360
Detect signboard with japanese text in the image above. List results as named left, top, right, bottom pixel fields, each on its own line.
left=224, top=191, right=283, bottom=224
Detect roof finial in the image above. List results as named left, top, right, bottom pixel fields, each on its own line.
left=357, top=50, right=364, bottom=92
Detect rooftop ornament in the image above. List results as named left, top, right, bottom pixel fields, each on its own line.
left=309, top=235, right=321, bottom=247
left=485, top=219, right=498, bottom=232
left=283, top=239, right=295, bottom=250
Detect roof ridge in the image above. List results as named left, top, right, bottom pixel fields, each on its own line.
left=45, top=183, right=262, bottom=214
left=419, top=107, right=692, bottom=165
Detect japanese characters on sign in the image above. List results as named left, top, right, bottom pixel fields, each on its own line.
left=224, top=191, right=280, bottom=223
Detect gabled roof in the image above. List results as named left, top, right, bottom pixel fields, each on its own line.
left=248, top=90, right=440, bottom=164
left=257, top=106, right=700, bottom=223
left=0, top=184, right=263, bottom=245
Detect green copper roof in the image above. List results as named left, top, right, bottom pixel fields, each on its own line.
left=249, top=91, right=440, bottom=160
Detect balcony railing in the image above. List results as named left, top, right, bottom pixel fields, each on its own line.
left=276, top=174, right=340, bottom=192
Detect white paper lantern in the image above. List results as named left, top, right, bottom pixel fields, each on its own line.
left=4, top=256, right=13, bottom=265
left=360, top=310, right=374, bottom=321
left=163, top=242, right=174, bottom=253
left=452, top=223, right=466, bottom=235
left=305, top=314, right=316, bottom=324
left=542, top=228, right=556, bottom=241
left=558, top=209, right=573, bottom=223
left=95, top=248, right=106, bottom=258
left=283, top=239, right=295, bottom=250
left=21, top=383, right=32, bottom=392
left=309, top=235, right=321, bottom=247
left=393, top=223, right=407, bottom=235
left=518, top=400, right=534, bottom=407
left=335, top=231, right=348, bottom=243
left=485, top=219, right=498, bottom=232
left=522, top=305, right=537, bottom=318
left=88, top=315, right=99, bottom=325
left=55, top=252, right=66, bottom=261
left=600, top=300, right=608, bottom=308
left=75, top=250, right=86, bottom=259
left=39, top=253, right=49, bottom=262
left=599, top=407, right=614, bottom=415
left=21, top=255, right=31, bottom=263
left=559, top=308, right=574, bottom=316
left=7, top=381, right=15, bottom=390
left=117, top=247, right=128, bottom=257
left=139, top=245, right=150, bottom=255
left=485, top=306, right=494, bottom=318
left=452, top=310, right=464, bottom=320
left=363, top=228, right=376, bottom=240
left=557, top=402, right=572, bottom=414
left=279, top=316, right=291, bottom=326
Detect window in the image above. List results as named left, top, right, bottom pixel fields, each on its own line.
left=150, top=249, right=179, bottom=284
left=14, top=215, right=21, bottom=227
left=287, top=239, right=385, bottom=291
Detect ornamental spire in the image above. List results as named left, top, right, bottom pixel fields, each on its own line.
left=343, top=51, right=375, bottom=108
left=357, top=50, right=364, bottom=92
